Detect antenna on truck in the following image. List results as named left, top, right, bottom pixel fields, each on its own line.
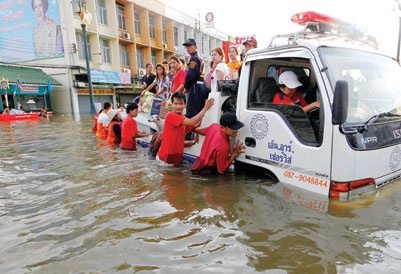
left=269, top=11, right=378, bottom=49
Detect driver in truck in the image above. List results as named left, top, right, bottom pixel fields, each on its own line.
left=273, top=71, right=320, bottom=113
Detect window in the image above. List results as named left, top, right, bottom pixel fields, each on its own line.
left=76, top=32, right=91, bottom=61
left=149, top=15, right=155, bottom=39
left=96, top=0, right=108, bottom=25
left=184, top=30, right=187, bottom=41
left=151, top=50, right=157, bottom=66
left=162, top=22, right=167, bottom=43
left=120, top=44, right=129, bottom=66
left=134, top=12, right=141, bottom=35
left=174, top=27, right=178, bottom=47
left=136, top=48, right=144, bottom=69
left=117, top=4, right=126, bottom=30
left=247, top=60, right=321, bottom=145
left=100, top=39, right=111, bottom=63
left=72, top=0, right=84, bottom=16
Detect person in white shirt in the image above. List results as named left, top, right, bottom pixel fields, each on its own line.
left=210, top=47, right=230, bottom=92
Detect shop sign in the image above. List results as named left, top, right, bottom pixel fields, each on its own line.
left=77, top=88, right=114, bottom=95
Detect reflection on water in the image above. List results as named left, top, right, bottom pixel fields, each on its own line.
left=1, top=115, right=401, bottom=273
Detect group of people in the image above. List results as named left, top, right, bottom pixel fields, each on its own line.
left=93, top=36, right=319, bottom=175
left=93, top=95, right=246, bottom=175
left=1, top=105, right=49, bottom=118
left=138, top=37, right=257, bottom=118
left=94, top=101, right=150, bottom=150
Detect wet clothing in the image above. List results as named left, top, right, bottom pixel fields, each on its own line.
left=96, top=112, right=109, bottom=139
left=157, top=112, right=186, bottom=166
left=191, top=123, right=232, bottom=174
left=120, top=117, right=138, bottom=150
left=273, top=92, right=307, bottom=107
left=91, top=113, right=99, bottom=132
left=185, top=51, right=209, bottom=118
left=107, top=121, right=122, bottom=144
left=143, top=73, right=156, bottom=94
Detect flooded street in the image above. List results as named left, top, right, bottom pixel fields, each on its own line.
left=1, top=116, right=401, bottom=274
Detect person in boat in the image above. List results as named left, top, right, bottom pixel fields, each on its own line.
left=120, top=103, right=151, bottom=150
left=106, top=109, right=122, bottom=144
left=2, top=106, right=10, bottom=115
left=156, top=92, right=214, bottom=167
left=38, top=107, right=48, bottom=119
left=96, top=102, right=112, bottom=139
left=191, top=112, right=245, bottom=175
left=273, top=71, right=320, bottom=113
left=19, top=105, right=26, bottom=113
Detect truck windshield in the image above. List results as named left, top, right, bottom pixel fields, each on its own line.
left=319, top=47, right=401, bottom=124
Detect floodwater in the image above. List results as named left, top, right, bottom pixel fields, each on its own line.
left=1, top=116, right=401, bottom=274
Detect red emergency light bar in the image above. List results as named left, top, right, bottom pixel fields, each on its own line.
left=289, top=11, right=378, bottom=48
left=291, top=11, right=336, bottom=26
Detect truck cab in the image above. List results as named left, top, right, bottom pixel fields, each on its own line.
left=218, top=12, right=401, bottom=199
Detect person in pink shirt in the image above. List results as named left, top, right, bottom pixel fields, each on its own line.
left=192, top=112, right=245, bottom=174
left=169, top=56, right=186, bottom=93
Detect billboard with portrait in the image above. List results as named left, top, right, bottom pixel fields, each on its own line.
left=0, top=0, right=64, bottom=62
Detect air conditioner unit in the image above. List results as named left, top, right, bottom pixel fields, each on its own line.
left=122, top=32, right=130, bottom=40
left=162, top=43, right=167, bottom=50
left=122, top=68, right=131, bottom=74
left=138, top=68, right=146, bottom=77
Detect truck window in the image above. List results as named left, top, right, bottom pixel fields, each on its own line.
left=319, top=47, right=401, bottom=124
left=247, top=60, right=321, bottom=145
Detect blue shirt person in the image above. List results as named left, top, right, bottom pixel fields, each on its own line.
left=183, top=38, right=209, bottom=118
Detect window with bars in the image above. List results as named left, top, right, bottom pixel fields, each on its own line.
left=117, top=4, right=126, bottom=30
left=100, top=39, right=111, bottom=63
left=72, top=0, right=85, bottom=16
left=120, top=44, right=129, bottom=66
left=162, top=22, right=167, bottom=43
left=96, top=0, right=108, bottom=25
left=134, top=12, right=141, bottom=35
left=151, top=50, right=157, bottom=65
left=149, top=15, right=155, bottom=39
left=174, top=27, right=178, bottom=46
left=76, top=32, right=91, bottom=61
left=136, top=48, right=144, bottom=69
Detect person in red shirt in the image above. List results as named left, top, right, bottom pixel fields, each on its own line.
left=157, top=92, right=214, bottom=166
left=191, top=112, right=245, bottom=174
left=273, top=71, right=320, bottom=112
left=169, top=56, right=186, bottom=93
left=120, top=103, right=150, bottom=150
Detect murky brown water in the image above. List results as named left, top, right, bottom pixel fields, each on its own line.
left=1, top=115, right=401, bottom=274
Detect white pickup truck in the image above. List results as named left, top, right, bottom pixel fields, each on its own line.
left=137, top=12, right=401, bottom=200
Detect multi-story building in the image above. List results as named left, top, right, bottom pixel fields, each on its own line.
left=0, top=0, right=227, bottom=115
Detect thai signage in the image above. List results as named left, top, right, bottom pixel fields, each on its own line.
left=90, top=69, right=131, bottom=84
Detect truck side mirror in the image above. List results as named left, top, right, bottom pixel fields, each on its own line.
left=332, top=80, right=348, bottom=125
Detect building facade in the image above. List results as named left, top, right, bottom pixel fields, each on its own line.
left=0, top=0, right=227, bottom=115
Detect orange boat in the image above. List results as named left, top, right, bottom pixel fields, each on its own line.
left=0, top=113, right=39, bottom=121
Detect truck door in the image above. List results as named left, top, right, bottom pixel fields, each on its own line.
left=235, top=53, right=333, bottom=196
